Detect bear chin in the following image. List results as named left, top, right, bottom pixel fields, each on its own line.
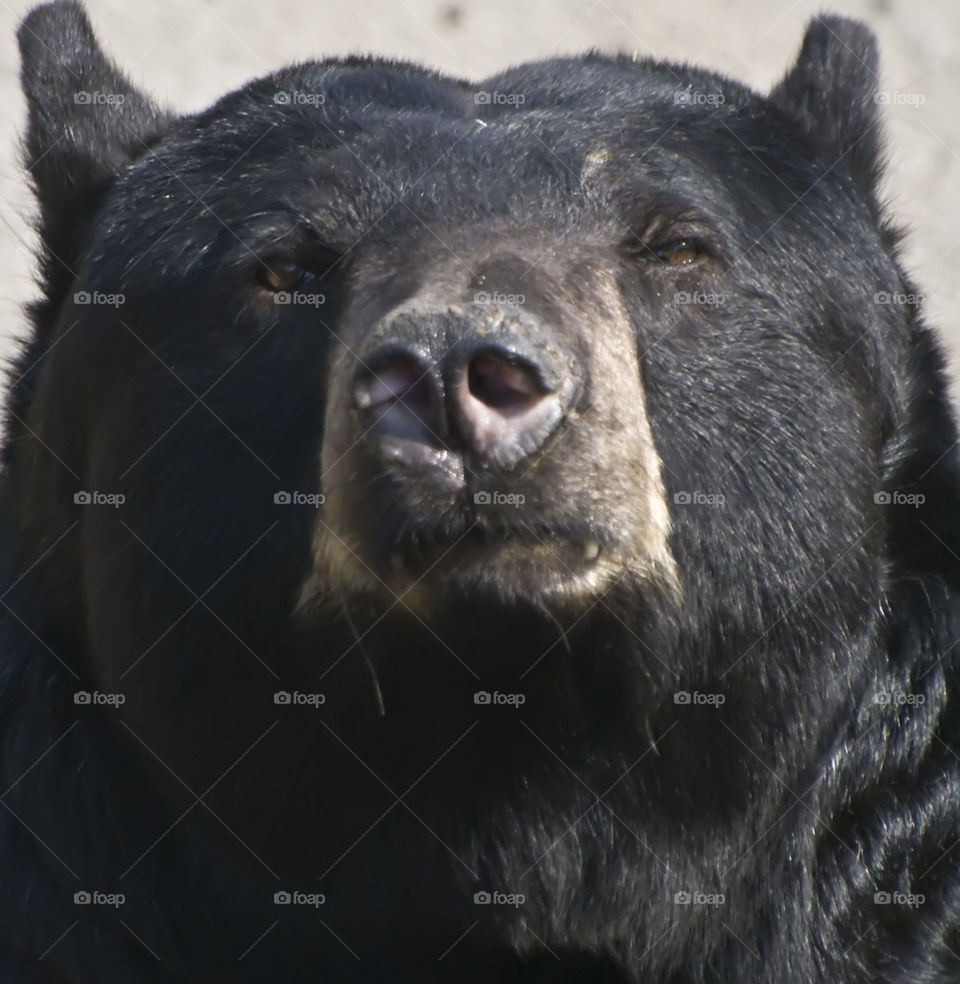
left=300, top=522, right=680, bottom=617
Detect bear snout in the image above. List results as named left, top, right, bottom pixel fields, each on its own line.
left=351, top=306, right=579, bottom=472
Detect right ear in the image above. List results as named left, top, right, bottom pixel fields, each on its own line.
left=768, top=16, right=883, bottom=208
left=18, top=2, right=174, bottom=322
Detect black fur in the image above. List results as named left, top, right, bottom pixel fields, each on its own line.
left=3, top=3, right=960, bottom=981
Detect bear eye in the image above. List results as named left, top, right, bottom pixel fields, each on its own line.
left=257, top=258, right=308, bottom=292
left=652, top=239, right=703, bottom=265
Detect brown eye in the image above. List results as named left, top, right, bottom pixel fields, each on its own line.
left=258, top=258, right=306, bottom=292
left=654, top=240, right=703, bottom=265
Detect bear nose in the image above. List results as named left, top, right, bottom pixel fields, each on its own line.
left=353, top=331, right=576, bottom=470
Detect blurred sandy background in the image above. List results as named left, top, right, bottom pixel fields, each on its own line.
left=1, top=0, right=958, bottom=389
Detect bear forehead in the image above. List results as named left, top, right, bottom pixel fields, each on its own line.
left=106, top=66, right=813, bottom=250
left=162, top=54, right=776, bottom=189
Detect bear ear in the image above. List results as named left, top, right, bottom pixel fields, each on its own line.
left=18, top=2, right=174, bottom=290
left=769, top=15, right=883, bottom=198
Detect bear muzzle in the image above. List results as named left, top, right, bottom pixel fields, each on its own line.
left=308, top=265, right=680, bottom=611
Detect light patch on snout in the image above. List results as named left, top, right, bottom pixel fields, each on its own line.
left=559, top=266, right=681, bottom=600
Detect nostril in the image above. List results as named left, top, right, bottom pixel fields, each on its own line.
left=354, top=355, right=433, bottom=415
left=467, top=351, right=548, bottom=415
left=352, top=335, right=573, bottom=470
left=353, top=351, right=444, bottom=449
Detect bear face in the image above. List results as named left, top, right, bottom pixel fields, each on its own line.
left=4, top=3, right=960, bottom=982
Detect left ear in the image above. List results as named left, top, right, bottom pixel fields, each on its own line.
left=769, top=15, right=883, bottom=200
left=18, top=2, right=175, bottom=330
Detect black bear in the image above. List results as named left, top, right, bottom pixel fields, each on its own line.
left=3, top=2, right=960, bottom=981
